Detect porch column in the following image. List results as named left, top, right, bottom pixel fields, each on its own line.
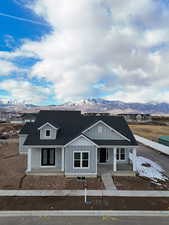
left=61, top=147, right=64, bottom=172
left=113, top=148, right=117, bottom=172
left=27, top=148, right=32, bottom=172
left=132, top=148, right=137, bottom=171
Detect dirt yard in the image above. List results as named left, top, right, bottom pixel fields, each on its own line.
left=129, top=124, right=169, bottom=141
left=113, top=176, right=169, bottom=190
left=0, top=196, right=169, bottom=210
left=0, top=140, right=104, bottom=190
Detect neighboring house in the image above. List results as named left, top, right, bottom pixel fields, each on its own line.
left=21, top=113, right=37, bottom=123
left=10, top=117, right=24, bottom=124
left=19, top=110, right=138, bottom=177
left=118, top=113, right=152, bottom=122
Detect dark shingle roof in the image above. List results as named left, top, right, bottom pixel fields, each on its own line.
left=19, top=122, right=35, bottom=134
left=23, top=110, right=137, bottom=146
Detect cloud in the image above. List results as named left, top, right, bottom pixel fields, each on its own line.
left=0, top=60, right=20, bottom=75
left=0, top=12, right=48, bottom=26
left=1, top=0, right=169, bottom=103
left=0, top=79, right=51, bottom=104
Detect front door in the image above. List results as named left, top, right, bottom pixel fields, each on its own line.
left=99, top=148, right=107, bottom=163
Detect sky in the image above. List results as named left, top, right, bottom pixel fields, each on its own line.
left=1, top=0, right=169, bottom=105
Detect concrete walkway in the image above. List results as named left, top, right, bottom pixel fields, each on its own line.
left=0, top=210, right=169, bottom=217
left=102, top=174, right=117, bottom=190
left=0, top=190, right=169, bottom=196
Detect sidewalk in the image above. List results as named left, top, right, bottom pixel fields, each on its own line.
left=135, top=134, right=169, bottom=155
left=0, top=190, right=169, bottom=196
left=0, top=210, right=169, bottom=217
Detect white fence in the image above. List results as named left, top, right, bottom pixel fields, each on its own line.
left=134, top=134, right=169, bottom=156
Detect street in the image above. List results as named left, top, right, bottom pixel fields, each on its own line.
left=0, top=216, right=168, bottom=225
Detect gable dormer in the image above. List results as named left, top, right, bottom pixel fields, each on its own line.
left=38, top=122, right=59, bottom=140
left=83, top=120, right=130, bottom=141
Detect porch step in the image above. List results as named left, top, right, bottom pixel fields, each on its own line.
left=113, top=171, right=136, bottom=176
left=101, top=173, right=117, bottom=190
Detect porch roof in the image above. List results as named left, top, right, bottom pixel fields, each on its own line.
left=93, top=139, right=133, bottom=146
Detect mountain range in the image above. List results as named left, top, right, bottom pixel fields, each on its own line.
left=1, top=98, right=169, bottom=114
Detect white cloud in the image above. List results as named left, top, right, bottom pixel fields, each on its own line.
left=1, top=0, right=169, bottom=103
left=0, top=60, right=20, bottom=76
left=0, top=79, right=51, bottom=104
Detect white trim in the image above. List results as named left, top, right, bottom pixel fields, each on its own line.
left=61, top=147, right=64, bottom=172
left=73, top=151, right=90, bottom=169
left=65, top=172, right=97, bottom=176
left=38, top=122, right=58, bottom=130
left=64, top=134, right=99, bottom=147
left=25, top=145, right=64, bottom=148
left=44, top=128, right=52, bottom=139
left=132, top=148, right=137, bottom=172
left=96, top=147, right=97, bottom=175
left=82, top=120, right=130, bottom=141
left=27, top=148, right=31, bottom=172
left=98, top=145, right=138, bottom=148
left=40, top=165, right=56, bottom=168
left=113, top=148, right=117, bottom=172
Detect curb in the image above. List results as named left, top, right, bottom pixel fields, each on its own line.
left=0, top=210, right=169, bottom=217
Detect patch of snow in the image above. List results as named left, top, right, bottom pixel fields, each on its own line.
left=129, top=153, right=168, bottom=183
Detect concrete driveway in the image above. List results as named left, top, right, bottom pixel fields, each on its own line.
left=137, top=144, right=169, bottom=176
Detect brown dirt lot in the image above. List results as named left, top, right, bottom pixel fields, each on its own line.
left=0, top=196, right=169, bottom=210
left=113, top=176, right=169, bottom=190
left=0, top=123, right=23, bottom=138
left=129, top=124, right=169, bottom=141
left=0, top=140, right=104, bottom=190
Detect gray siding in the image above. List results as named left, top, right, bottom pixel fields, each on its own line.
left=40, top=124, right=57, bottom=140
left=31, top=148, right=62, bottom=169
left=64, top=145, right=97, bottom=176
left=84, top=122, right=125, bottom=140
left=19, top=134, right=28, bottom=153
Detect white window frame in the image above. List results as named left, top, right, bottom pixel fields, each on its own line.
left=40, top=148, right=56, bottom=168
left=116, top=148, right=126, bottom=161
left=73, top=151, right=90, bottom=169
left=45, top=129, right=51, bottom=138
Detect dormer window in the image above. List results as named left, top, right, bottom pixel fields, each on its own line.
left=38, top=122, right=59, bottom=140
left=46, top=129, right=51, bottom=137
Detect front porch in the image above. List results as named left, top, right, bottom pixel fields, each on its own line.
left=97, top=147, right=137, bottom=176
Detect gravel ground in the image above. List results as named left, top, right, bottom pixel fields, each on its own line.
left=0, top=196, right=169, bottom=210
left=0, top=140, right=104, bottom=190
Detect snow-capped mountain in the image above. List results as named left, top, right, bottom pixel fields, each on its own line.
left=1, top=98, right=169, bottom=114
left=58, top=98, right=169, bottom=114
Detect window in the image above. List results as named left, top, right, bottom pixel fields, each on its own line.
left=41, top=148, right=55, bottom=166
left=45, top=129, right=51, bottom=137
left=74, top=152, right=89, bottom=168
left=116, top=148, right=125, bottom=160
left=98, top=125, right=102, bottom=134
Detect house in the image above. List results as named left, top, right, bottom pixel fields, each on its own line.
left=118, top=113, right=152, bottom=122
left=10, top=116, right=24, bottom=124
left=21, top=113, right=37, bottom=123
left=19, top=110, right=138, bottom=177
